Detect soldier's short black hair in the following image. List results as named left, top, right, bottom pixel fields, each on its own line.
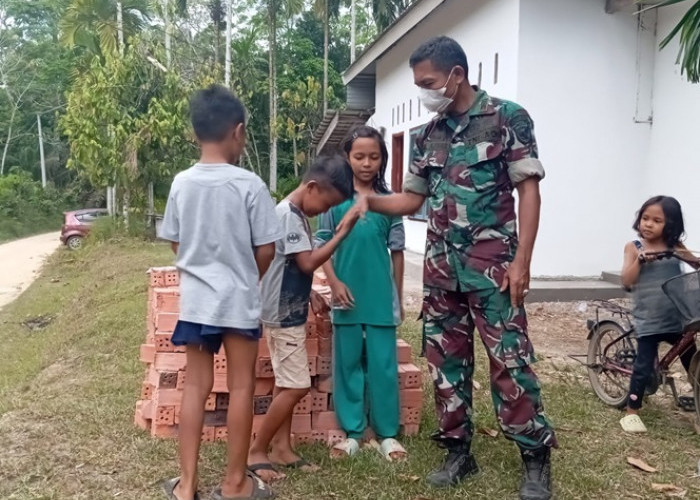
left=189, top=85, right=245, bottom=142
left=409, top=36, right=469, bottom=78
left=303, top=154, right=354, bottom=200
left=633, top=195, right=685, bottom=247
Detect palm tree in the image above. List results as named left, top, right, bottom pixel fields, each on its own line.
left=60, top=0, right=149, bottom=57
left=371, top=0, right=409, bottom=31
left=641, top=0, right=700, bottom=83
left=314, top=0, right=343, bottom=114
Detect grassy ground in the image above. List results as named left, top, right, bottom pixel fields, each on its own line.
left=0, top=240, right=698, bottom=499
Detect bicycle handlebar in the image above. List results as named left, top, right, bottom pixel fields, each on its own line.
left=639, top=250, right=700, bottom=266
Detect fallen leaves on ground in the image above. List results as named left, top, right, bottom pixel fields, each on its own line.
left=626, top=456, right=657, bottom=473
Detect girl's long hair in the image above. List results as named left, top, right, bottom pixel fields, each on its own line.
left=342, top=125, right=390, bottom=194
left=633, top=195, right=685, bottom=247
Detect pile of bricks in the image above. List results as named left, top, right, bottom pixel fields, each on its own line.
left=134, top=267, right=423, bottom=446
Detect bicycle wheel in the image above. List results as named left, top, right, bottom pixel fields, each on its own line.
left=690, top=352, right=700, bottom=433
left=587, top=322, right=636, bottom=408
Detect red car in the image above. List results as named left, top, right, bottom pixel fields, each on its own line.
left=60, top=208, right=110, bottom=249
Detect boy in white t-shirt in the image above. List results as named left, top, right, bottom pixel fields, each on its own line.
left=159, top=85, right=281, bottom=500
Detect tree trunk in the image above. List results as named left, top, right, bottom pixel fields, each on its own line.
left=37, top=114, right=46, bottom=188
left=225, top=0, right=232, bottom=87
left=0, top=118, right=12, bottom=176
left=117, top=1, right=124, bottom=54
left=268, top=2, right=278, bottom=192
left=164, top=0, right=172, bottom=68
left=323, top=0, right=329, bottom=114
left=293, top=135, right=298, bottom=178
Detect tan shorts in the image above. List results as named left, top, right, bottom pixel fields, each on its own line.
left=265, top=324, right=311, bottom=389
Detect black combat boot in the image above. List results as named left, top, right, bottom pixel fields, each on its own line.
left=426, top=442, right=479, bottom=488
left=519, top=446, right=552, bottom=500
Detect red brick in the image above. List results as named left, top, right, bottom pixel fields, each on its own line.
left=140, top=344, right=156, bottom=364
left=254, top=395, right=273, bottom=415
left=305, top=322, right=317, bottom=338
left=155, top=333, right=176, bottom=353
left=216, top=393, right=230, bottom=410
left=152, top=424, right=178, bottom=438
left=255, top=357, right=274, bottom=378
left=312, top=411, right=339, bottom=431
left=291, top=414, right=312, bottom=434
left=316, top=319, right=332, bottom=338
left=156, top=313, right=179, bottom=333
left=316, top=356, right=332, bottom=375
left=400, top=407, right=420, bottom=425
left=400, top=388, right=423, bottom=408
left=176, top=370, right=186, bottom=390
left=214, top=354, right=227, bottom=374
left=140, top=382, right=154, bottom=401
left=399, top=363, right=421, bottom=389
left=212, top=371, right=227, bottom=393
left=251, top=414, right=266, bottom=435
left=205, top=393, right=217, bottom=411
left=154, top=389, right=183, bottom=407
left=327, top=429, right=346, bottom=447
left=254, top=378, right=274, bottom=396
left=306, top=338, right=319, bottom=357
left=202, top=426, right=216, bottom=443
left=396, top=339, right=412, bottom=364
left=146, top=317, right=156, bottom=344
left=401, top=424, right=420, bottom=436
left=307, top=356, right=317, bottom=377
left=148, top=268, right=167, bottom=288
left=311, top=430, right=327, bottom=443
left=215, top=426, right=228, bottom=441
left=292, top=433, right=313, bottom=446
left=318, top=337, right=332, bottom=357
left=153, top=288, right=180, bottom=314
left=159, top=371, right=179, bottom=389
left=155, top=406, right=175, bottom=426
left=141, top=399, right=154, bottom=419
left=316, top=374, right=333, bottom=393
left=155, top=352, right=187, bottom=372
left=293, top=394, right=311, bottom=414
left=134, top=401, right=151, bottom=431
left=311, top=390, right=328, bottom=412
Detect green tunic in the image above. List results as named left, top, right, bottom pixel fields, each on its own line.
left=316, top=196, right=405, bottom=326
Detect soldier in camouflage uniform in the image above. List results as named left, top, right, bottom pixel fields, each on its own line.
left=352, top=37, right=556, bottom=500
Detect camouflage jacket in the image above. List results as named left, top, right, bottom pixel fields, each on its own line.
left=403, top=88, right=545, bottom=292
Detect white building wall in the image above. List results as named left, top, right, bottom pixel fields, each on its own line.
left=517, top=0, right=652, bottom=277
left=645, top=3, right=700, bottom=253
left=369, top=0, right=521, bottom=257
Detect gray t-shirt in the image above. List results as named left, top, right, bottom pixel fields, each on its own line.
left=159, top=163, right=282, bottom=329
left=261, top=200, right=313, bottom=327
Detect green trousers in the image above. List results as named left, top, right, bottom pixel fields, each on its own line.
left=332, top=324, right=400, bottom=440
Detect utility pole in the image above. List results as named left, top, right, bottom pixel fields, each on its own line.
left=37, top=114, right=46, bottom=188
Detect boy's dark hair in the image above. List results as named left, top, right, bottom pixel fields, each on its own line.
left=303, top=154, right=354, bottom=200
left=409, top=36, right=469, bottom=77
left=343, top=125, right=390, bottom=194
left=633, top=195, right=685, bottom=247
left=189, top=85, right=245, bottom=142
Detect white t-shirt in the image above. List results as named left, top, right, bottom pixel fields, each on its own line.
left=159, top=163, right=281, bottom=329
left=261, top=200, right=314, bottom=328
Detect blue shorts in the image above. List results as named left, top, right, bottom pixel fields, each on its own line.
left=171, top=320, right=261, bottom=354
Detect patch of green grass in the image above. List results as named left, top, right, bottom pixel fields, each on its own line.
left=0, top=240, right=699, bottom=499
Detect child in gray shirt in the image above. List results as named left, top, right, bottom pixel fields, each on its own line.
left=159, top=85, right=280, bottom=500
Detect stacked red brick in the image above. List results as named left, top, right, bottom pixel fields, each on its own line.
left=135, top=266, right=422, bottom=445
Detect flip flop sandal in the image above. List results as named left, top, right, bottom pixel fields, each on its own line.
left=330, top=437, right=360, bottom=458
left=678, top=396, right=695, bottom=412
left=620, top=414, right=648, bottom=433
left=378, top=438, right=408, bottom=462
left=161, top=477, right=201, bottom=500
left=210, top=471, right=275, bottom=499
left=247, top=463, right=284, bottom=482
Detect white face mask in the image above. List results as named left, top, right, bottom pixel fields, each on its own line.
left=419, top=69, right=457, bottom=114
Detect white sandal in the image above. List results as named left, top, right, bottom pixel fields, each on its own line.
left=378, top=438, right=407, bottom=462
left=331, top=437, right=360, bottom=458
left=620, top=414, right=648, bottom=433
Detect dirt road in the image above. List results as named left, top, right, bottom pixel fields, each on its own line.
left=0, top=232, right=61, bottom=310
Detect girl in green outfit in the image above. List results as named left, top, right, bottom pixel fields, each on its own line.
left=315, top=125, right=407, bottom=460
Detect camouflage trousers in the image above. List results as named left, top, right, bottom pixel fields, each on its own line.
left=423, top=286, right=557, bottom=450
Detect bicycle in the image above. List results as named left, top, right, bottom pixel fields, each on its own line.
left=580, top=250, right=700, bottom=430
